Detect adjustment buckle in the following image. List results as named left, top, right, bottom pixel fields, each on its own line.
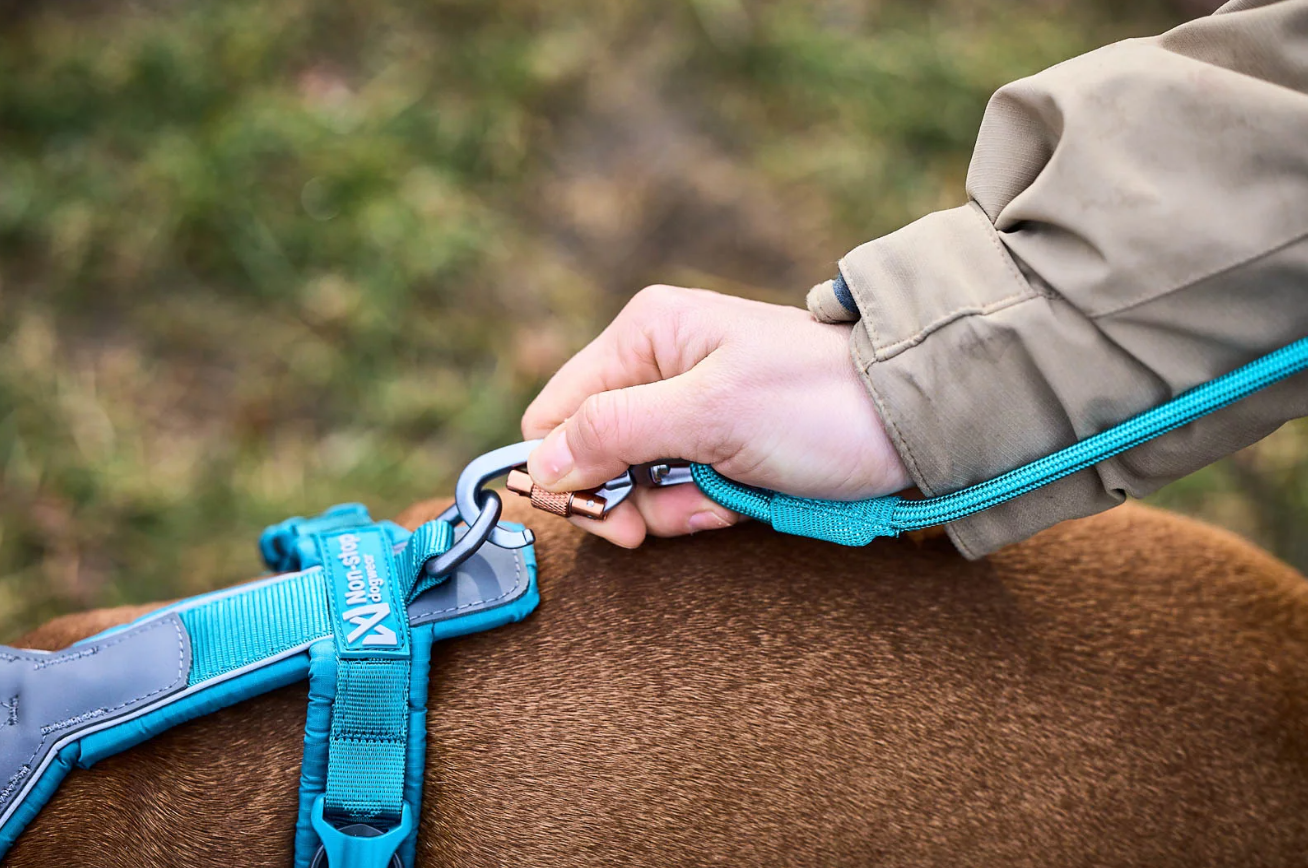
left=309, top=795, right=413, bottom=868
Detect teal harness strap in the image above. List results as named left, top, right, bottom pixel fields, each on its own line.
left=693, top=337, right=1308, bottom=545
left=179, top=569, right=334, bottom=683
left=317, top=526, right=420, bottom=827
left=402, top=521, right=458, bottom=600
left=282, top=514, right=456, bottom=868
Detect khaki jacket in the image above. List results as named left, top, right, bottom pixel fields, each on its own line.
left=808, top=0, right=1308, bottom=558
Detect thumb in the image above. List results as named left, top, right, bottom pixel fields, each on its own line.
left=526, top=373, right=723, bottom=493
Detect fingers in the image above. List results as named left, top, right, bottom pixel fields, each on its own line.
left=526, top=369, right=730, bottom=493
left=566, top=500, right=647, bottom=548
left=627, top=484, right=739, bottom=537
left=560, top=485, right=741, bottom=549
left=521, top=286, right=723, bottom=438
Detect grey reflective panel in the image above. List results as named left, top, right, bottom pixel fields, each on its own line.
left=407, top=541, right=530, bottom=625
left=0, top=613, right=192, bottom=821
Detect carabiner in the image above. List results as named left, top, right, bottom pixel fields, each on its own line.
left=437, top=440, right=541, bottom=550
left=426, top=488, right=505, bottom=577
left=439, top=441, right=697, bottom=547
left=504, top=459, right=695, bottom=519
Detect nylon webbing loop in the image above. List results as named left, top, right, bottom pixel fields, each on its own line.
left=312, top=520, right=453, bottom=835
left=694, top=336, right=1308, bottom=545
left=261, top=503, right=376, bottom=573
left=401, top=520, right=455, bottom=600
left=325, top=658, right=411, bottom=823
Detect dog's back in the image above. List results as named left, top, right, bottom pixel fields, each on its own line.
left=8, top=499, right=1308, bottom=866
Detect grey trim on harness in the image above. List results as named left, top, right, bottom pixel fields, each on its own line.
left=409, top=538, right=528, bottom=624
left=0, top=614, right=193, bottom=820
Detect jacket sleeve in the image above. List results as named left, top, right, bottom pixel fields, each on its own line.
left=808, top=0, right=1308, bottom=558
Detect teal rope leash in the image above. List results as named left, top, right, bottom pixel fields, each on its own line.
left=691, top=336, right=1308, bottom=546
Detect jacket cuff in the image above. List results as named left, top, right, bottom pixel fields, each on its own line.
left=839, top=202, right=1124, bottom=558
left=806, top=276, right=860, bottom=323
left=839, top=202, right=1041, bottom=362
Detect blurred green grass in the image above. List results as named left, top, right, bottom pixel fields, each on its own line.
left=1, top=0, right=1302, bottom=641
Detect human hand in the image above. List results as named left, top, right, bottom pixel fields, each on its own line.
left=520, top=286, right=910, bottom=547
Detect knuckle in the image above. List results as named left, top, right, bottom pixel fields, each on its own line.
left=572, top=390, right=629, bottom=452
left=629, top=286, right=703, bottom=366
left=628, top=284, right=697, bottom=323
left=632, top=284, right=679, bottom=310
left=618, top=285, right=680, bottom=345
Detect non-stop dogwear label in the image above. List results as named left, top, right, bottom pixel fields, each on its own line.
left=318, top=525, right=410, bottom=658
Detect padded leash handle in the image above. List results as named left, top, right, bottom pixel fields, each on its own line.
left=692, top=336, right=1308, bottom=545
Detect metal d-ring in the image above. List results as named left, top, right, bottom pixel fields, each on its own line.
left=424, top=488, right=504, bottom=579
left=449, top=440, right=541, bottom=550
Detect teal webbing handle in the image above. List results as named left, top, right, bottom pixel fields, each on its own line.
left=691, top=336, right=1308, bottom=546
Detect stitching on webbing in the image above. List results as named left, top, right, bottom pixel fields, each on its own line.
left=0, top=766, right=30, bottom=811
left=33, top=646, right=98, bottom=669
left=332, top=734, right=406, bottom=745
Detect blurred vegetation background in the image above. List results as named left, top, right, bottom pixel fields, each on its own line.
left=2, top=0, right=1304, bottom=641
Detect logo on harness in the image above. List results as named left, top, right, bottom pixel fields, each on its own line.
left=319, top=526, right=409, bottom=658
left=342, top=603, right=396, bottom=646
left=335, top=534, right=397, bottom=646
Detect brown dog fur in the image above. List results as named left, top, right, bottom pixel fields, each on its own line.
left=6, top=498, right=1308, bottom=866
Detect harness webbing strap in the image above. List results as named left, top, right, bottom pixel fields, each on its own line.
left=179, top=570, right=333, bottom=684
left=260, top=503, right=388, bottom=575
left=402, top=520, right=457, bottom=601
left=290, top=517, right=456, bottom=867
left=314, top=523, right=425, bottom=832
left=693, top=336, right=1308, bottom=545
left=325, top=658, right=412, bottom=823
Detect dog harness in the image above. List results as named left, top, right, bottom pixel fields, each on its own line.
left=0, top=497, right=540, bottom=868
left=0, top=337, right=1304, bottom=864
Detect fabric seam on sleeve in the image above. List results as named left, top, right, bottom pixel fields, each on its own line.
left=868, top=202, right=1038, bottom=361
left=851, top=330, right=932, bottom=499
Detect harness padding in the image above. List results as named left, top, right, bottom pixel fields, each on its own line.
left=0, top=516, right=538, bottom=866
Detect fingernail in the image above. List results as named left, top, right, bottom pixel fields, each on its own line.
left=531, top=427, right=574, bottom=486
left=687, top=510, right=732, bottom=533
